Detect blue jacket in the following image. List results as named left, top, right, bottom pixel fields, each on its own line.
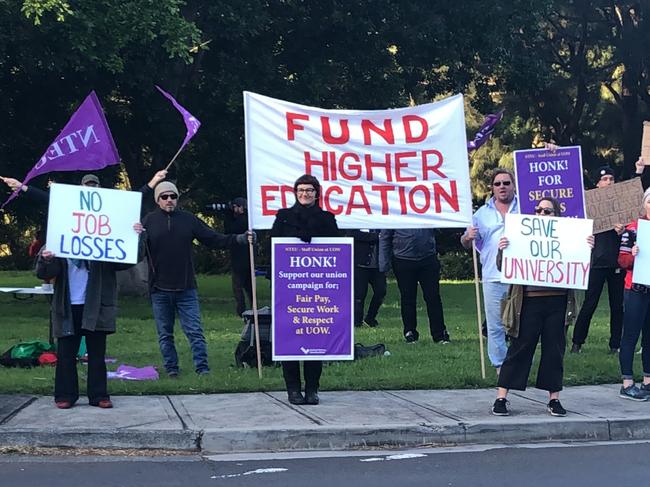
left=378, top=229, right=437, bottom=272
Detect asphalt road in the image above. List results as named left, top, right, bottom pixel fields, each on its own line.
left=1, top=441, right=649, bottom=487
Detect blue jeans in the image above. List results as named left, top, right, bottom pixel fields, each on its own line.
left=151, top=289, right=209, bottom=374
left=619, top=289, right=650, bottom=379
left=482, top=281, right=509, bottom=368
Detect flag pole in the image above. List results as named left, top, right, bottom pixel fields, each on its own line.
left=164, top=147, right=184, bottom=171
left=247, top=234, right=263, bottom=379
left=472, top=242, right=487, bottom=379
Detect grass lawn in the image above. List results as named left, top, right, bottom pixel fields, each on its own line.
left=0, top=270, right=627, bottom=396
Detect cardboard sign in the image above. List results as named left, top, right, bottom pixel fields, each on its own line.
left=244, top=92, right=473, bottom=229
left=633, top=219, right=650, bottom=286
left=46, top=183, right=142, bottom=264
left=501, top=213, right=593, bottom=290
left=514, top=146, right=586, bottom=218
left=642, top=121, right=650, bottom=164
left=585, top=178, right=644, bottom=233
left=272, top=237, right=354, bottom=361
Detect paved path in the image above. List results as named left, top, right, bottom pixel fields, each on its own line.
left=1, top=384, right=648, bottom=453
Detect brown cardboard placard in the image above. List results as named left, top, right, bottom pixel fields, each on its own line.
left=642, top=121, right=650, bottom=164
left=585, top=178, right=645, bottom=233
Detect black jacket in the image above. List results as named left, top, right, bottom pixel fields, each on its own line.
left=142, top=208, right=240, bottom=291
left=224, top=211, right=251, bottom=273
left=347, top=230, right=380, bottom=268
left=270, top=204, right=339, bottom=240
left=591, top=229, right=622, bottom=269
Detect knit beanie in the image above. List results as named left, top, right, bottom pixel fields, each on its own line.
left=154, top=181, right=179, bottom=201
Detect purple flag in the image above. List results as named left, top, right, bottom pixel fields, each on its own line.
left=155, top=85, right=201, bottom=152
left=2, top=91, right=120, bottom=208
left=467, top=109, right=505, bottom=151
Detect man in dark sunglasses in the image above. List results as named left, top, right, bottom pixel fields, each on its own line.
left=461, top=168, right=518, bottom=374
left=141, top=181, right=253, bottom=377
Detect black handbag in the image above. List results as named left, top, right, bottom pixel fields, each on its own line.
left=354, top=343, right=386, bottom=360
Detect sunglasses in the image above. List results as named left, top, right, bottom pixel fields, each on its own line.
left=159, top=194, right=178, bottom=201
left=535, top=207, right=554, bottom=215
left=493, top=180, right=512, bottom=187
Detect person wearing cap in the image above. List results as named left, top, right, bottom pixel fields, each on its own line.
left=142, top=181, right=252, bottom=377
left=571, top=158, right=647, bottom=354
left=617, top=187, right=650, bottom=400
left=1, top=172, right=101, bottom=204
left=223, top=197, right=253, bottom=316
left=270, top=174, right=339, bottom=405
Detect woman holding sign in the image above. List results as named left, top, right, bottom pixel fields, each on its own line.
left=617, top=188, right=650, bottom=401
left=492, top=197, right=593, bottom=417
left=271, top=174, right=339, bottom=405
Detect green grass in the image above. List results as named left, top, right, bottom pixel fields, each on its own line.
left=0, top=270, right=627, bottom=395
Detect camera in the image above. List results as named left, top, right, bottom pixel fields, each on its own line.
left=205, top=202, right=232, bottom=211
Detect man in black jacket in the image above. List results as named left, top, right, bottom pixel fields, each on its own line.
left=571, top=160, right=646, bottom=354
left=223, top=197, right=253, bottom=317
left=142, top=181, right=250, bottom=377
left=348, top=229, right=386, bottom=327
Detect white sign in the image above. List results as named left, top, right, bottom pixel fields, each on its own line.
left=501, top=213, right=593, bottom=290
left=633, top=219, right=650, bottom=286
left=244, top=92, right=472, bottom=229
left=46, top=183, right=142, bottom=264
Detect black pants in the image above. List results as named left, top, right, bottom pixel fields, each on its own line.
left=282, top=361, right=322, bottom=393
left=55, top=305, right=108, bottom=404
left=354, top=267, right=387, bottom=325
left=572, top=267, right=624, bottom=349
left=498, top=295, right=567, bottom=392
left=392, top=255, right=447, bottom=341
left=232, top=267, right=253, bottom=316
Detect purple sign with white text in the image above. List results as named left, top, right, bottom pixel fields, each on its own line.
left=272, top=238, right=354, bottom=361
left=514, top=146, right=586, bottom=218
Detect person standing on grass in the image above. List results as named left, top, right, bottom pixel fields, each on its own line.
left=348, top=229, right=386, bottom=327
left=223, top=197, right=254, bottom=317
left=617, top=188, right=650, bottom=401
left=379, top=228, right=450, bottom=344
left=571, top=159, right=647, bottom=355
left=492, top=197, right=594, bottom=417
left=36, top=225, right=144, bottom=409
left=270, top=174, right=339, bottom=406
left=461, top=168, right=518, bottom=373
left=142, top=181, right=252, bottom=378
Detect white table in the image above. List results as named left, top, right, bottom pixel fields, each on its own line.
left=0, top=286, right=55, bottom=343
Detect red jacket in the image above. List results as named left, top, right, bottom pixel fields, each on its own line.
left=618, top=217, right=648, bottom=290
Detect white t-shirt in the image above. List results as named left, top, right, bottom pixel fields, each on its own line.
left=67, top=260, right=89, bottom=305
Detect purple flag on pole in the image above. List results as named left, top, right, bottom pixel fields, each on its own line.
left=155, top=85, right=201, bottom=152
left=467, top=109, right=505, bottom=151
left=2, top=91, right=120, bottom=208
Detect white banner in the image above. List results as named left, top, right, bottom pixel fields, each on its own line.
left=244, top=92, right=472, bottom=229
left=46, top=183, right=142, bottom=264
left=633, top=219, right=650, bottom=286
left=501, top=213, right=593, bottom=290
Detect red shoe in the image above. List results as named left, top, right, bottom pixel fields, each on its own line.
left=55, top=401, right=73, bottom=409
left=94, top=399, right=113, bottom=409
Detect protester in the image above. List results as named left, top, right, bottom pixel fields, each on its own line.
left=617, top=187, right=650, bottom=401
left=223, top=197, right=253, bottom=317
left=141, top=181, right=252, bottom=377
left=461, top=168, right=518, bottom=371
left=35, top=226, right=143, bottom=409
left=270, top=174, right=339, bottom=405
left=492, top=197, right=594, bottom=417
left=379, top=228, right=449, bottom=344
left=571, top=158, right=647, bottom=354
left=348, top=229, right=386, bottom=327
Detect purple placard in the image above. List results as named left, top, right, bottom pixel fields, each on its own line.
left=272, top=237, right=354, bottom=361
left=514, top=146, right=585, bottom=218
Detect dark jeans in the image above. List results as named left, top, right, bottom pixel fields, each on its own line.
left=282, top=361, right=322, bottom=393
left=498, top=295, right=567, bottom=392
left=232, top=267, right=253, bottom=316
left=572, top=267, right=624, bottom=349
left=619, top=289, right=650, bottom=379
left=151, top=288, right=209, bottom=374
left=354, top=267, right=387, bottom=325
left=55, top=304, right=108, bottom=404
left=392, top=255, right=447, bottom=341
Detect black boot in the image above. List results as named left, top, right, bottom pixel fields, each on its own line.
left=287, top=390, right=306, bottom=405
left=304, top=390, right=319, bottom=405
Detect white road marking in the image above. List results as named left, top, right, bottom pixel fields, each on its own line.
left=211, top=467, right=288, bottom=479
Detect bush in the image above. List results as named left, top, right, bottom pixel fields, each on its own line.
left=439, top=251, right=474, bottom=281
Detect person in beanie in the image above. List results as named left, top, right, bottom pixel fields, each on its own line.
left=270, top=174, right=339, bottom=405
left=142, top=180, right=252, bottom=377
left=571, top=159, right=646, bottom=354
